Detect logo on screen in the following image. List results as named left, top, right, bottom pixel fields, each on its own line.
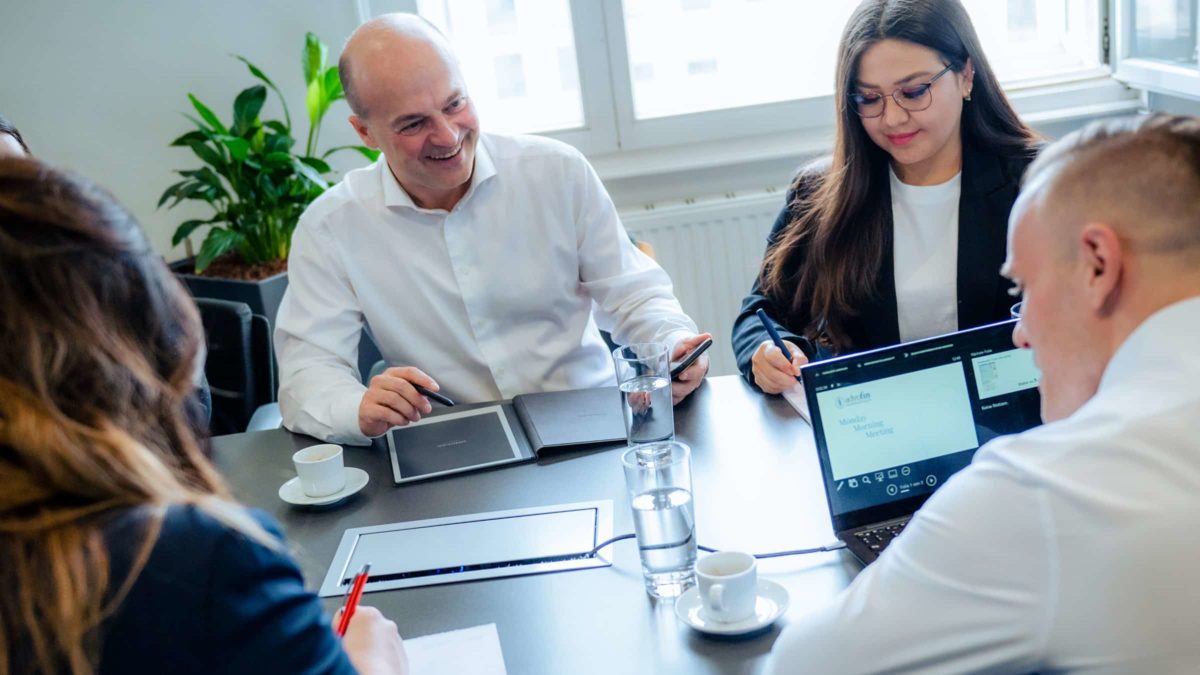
left=835, top=392, right=872, bottom=409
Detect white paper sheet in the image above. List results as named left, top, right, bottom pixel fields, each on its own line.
left=781, top=383, right=811, bottom=424
left=406, top=623, right=507, bottom=675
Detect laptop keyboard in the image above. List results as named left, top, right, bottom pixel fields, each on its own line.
left=853, top=518, right=911, bottom=554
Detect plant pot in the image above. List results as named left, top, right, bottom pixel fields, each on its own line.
left=170, top=259, right=382, bottom=382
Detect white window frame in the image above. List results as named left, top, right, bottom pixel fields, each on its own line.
left=360, top=0, right=1142, bottom=177
left=1111, top=0, right=1200, bottom=100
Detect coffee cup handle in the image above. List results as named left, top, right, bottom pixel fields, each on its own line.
left=708, top=583, right=726, bottom=612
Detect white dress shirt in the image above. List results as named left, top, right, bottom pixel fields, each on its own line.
left=769, top=296, right=1200, bottom=674
left=891, top=168, right=960, bottom=343
left=275, top=133, right=696, bottom=445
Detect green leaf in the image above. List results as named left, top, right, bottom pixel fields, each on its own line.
left=188, top=93, right=228, bottom=134
left=171, top=218, right=213, bottom=247
left=291, top=157, right=329, bottom=190
left=264, top=120, right=290, bottom=135
left=264, top=133, right=294, bottom=154
left=303, top=32, right=327, bottom=86
left=306, top=78, right=323, bottom=128
left=236, top=54, right=292, bottom=131
left=299, top=156, right=332, bottom=174
left=322, top=145, right=381, bottom=162
left=188, top=140, right=226, bottom=172
left=323, top=66, right=343, bottom=103
left=263, top=151, right=293, bottom=168
left=232, top=85, right=267, bottom=135
left=166, top=181, right=209, bottom=209
left=170, top=129, right=210, bottom=147
left=220, top=136, right=251, bottom=161
left=180, top=167, right=229, bottom=198
left=195, top=228, right=242, bottom=273
left=158, top=180, right=189, bottom=208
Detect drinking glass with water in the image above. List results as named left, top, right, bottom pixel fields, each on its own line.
left=621, top=441, right=697, bottom=598
left=612, top=342, right=674, bottom=447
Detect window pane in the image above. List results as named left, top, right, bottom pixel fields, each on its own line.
left=622, top=0, right=856, bottom=120
left=416, top=0, right=584, bottom=134
left=963, top=0, right=1101, bottom=82
left=1127, top=0, right=1198, bottom=65
left=622, top=0, right=1100, bottom=121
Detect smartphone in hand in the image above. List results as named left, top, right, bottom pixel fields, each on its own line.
left=670, top=338, right=713, bottom=379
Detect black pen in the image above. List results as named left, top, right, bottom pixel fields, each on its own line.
left=415, top=384, right=455, bottom=407
left=756, top=308, right=802, bottom=382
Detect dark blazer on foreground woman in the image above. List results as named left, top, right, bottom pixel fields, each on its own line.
left=99, top=505, right=355, bottom=675
left=732, top=142, right=1036, bottom=390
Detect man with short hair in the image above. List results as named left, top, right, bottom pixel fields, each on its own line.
left=767, top=114, right=1200, bottom=673
left=275, top=14, right=710, bottom=444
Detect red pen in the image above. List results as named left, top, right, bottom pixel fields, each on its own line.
left=336, top=563, right=371, bottom=637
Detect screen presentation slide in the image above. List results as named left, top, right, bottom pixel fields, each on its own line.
left=971, top=349, right=1040, bottom=399
left=818, top=362, right=980, bottom=479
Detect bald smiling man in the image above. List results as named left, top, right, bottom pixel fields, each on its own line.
left=274, top=15, right=710, bottom=444
left=767, top=114, right=1200, bottom=674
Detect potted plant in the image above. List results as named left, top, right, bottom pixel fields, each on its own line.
left=161, top=32, right=378, bottom=323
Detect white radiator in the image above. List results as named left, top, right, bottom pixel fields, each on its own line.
left=621, top=189, right=787, bottom=377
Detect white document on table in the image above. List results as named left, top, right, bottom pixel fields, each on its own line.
left=781, top=383, right=811, bottom=424
left=406, top=623, right=507, bottom=675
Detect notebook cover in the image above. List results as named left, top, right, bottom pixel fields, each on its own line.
left=511, top=386, right=626, bottom=455
left=388, top=403, right=536, bottom=485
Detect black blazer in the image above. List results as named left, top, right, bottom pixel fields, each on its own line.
left=732, top=142, right=1035, bottom=390
left=97, top=505, right=356, bottom=675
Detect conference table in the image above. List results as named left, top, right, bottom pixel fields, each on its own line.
left=210, top=375, right=862, bottom=674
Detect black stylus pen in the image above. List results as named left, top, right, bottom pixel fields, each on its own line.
left=415, top=385, right=455, bottom=407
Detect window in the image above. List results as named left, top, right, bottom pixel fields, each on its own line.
left=1113, top=0, right=1200, bottom=99
left=363, top=0, right=1117, bottom=157
left=414, top=0, right=585, bottom=135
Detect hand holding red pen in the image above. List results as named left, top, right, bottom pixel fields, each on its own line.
left=334, top=605, right=409, bottom=675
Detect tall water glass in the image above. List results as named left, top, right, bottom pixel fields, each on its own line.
left=621, top=441, right=697, bottom=598
left=612, top=342, right=674, bottom=447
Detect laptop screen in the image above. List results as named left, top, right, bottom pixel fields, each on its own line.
left=802, top=320, right=1042, bottom=529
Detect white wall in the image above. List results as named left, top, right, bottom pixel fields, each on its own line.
left=0, top=0, right=365, bottom=257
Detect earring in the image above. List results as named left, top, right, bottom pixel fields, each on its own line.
left=964, top=93, right=972, bottom=102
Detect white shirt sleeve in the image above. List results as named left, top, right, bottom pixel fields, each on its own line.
left=273, top=217, right=372, bottom=445
left=767, top=454, right=1054, bottom=675
left=572, top=154, right=697, bottom=351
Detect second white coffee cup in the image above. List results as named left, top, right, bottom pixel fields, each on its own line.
left=292, top=444, right=346, bottom=497
left=696, top=551, right=758, bottom=623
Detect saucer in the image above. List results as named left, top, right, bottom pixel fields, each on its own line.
left=674, top=579, right=789, bottom=637
left=279, top=467, right=369, bottom=506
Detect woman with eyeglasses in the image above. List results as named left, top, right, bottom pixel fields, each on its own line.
left=732, top=0, right=1041, bottom=394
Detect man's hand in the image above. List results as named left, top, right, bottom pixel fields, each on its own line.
left=334, top=606, right=409, bottom=675
left=671, top=333, right=713, bottom=405
left=358, top=366, right=439, bottom=437
left=750, top=339, right=808, bottom=394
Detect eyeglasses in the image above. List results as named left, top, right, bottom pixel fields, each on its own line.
left=848, top=64, right=955, bottom=118
left=1010, top=302, right=1023, bottom=320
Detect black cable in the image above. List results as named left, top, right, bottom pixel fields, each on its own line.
left=589, top=533, right=846, bottom=558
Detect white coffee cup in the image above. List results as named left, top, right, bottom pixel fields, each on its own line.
left=696, top=551, right=758, bottom=623
left=292, top=444, right=346, bottom=497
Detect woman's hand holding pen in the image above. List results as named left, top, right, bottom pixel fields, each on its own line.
left=358, top=366, right=440, bottom=437
left=334, top=606, right=409, bottom=675
left=751, top=339, right=809, bottom=394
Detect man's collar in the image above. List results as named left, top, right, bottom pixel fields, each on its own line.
left=380, top=134, right=497, bottom=213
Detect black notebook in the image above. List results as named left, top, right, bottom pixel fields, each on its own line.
left=386, top=387, right=626, bottom=484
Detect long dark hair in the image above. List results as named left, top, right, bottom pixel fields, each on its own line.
left=0, top=158, right=265, bottom=675
left=762, top=0, right=1039, bottom=352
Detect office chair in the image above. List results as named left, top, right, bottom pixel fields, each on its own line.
left=194, top=298, right=277, bottom=434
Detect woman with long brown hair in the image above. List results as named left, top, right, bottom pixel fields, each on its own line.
left=732, top=0, right=1040, bottom=393
left=0, top=158, right=407, bottom=674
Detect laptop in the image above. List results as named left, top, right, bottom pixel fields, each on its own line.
left=801, top=319, right=1042, bottom=564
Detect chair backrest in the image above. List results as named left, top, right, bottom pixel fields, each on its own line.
left=195, top=297, right=276, bottom=434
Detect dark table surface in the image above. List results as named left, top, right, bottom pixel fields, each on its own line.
left=210, top=375, right=861, bottom=674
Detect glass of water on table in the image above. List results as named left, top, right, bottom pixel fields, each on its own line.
left=621, top=441, right=697, bottom=598
left=612, top=342, right=674, bottom=447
